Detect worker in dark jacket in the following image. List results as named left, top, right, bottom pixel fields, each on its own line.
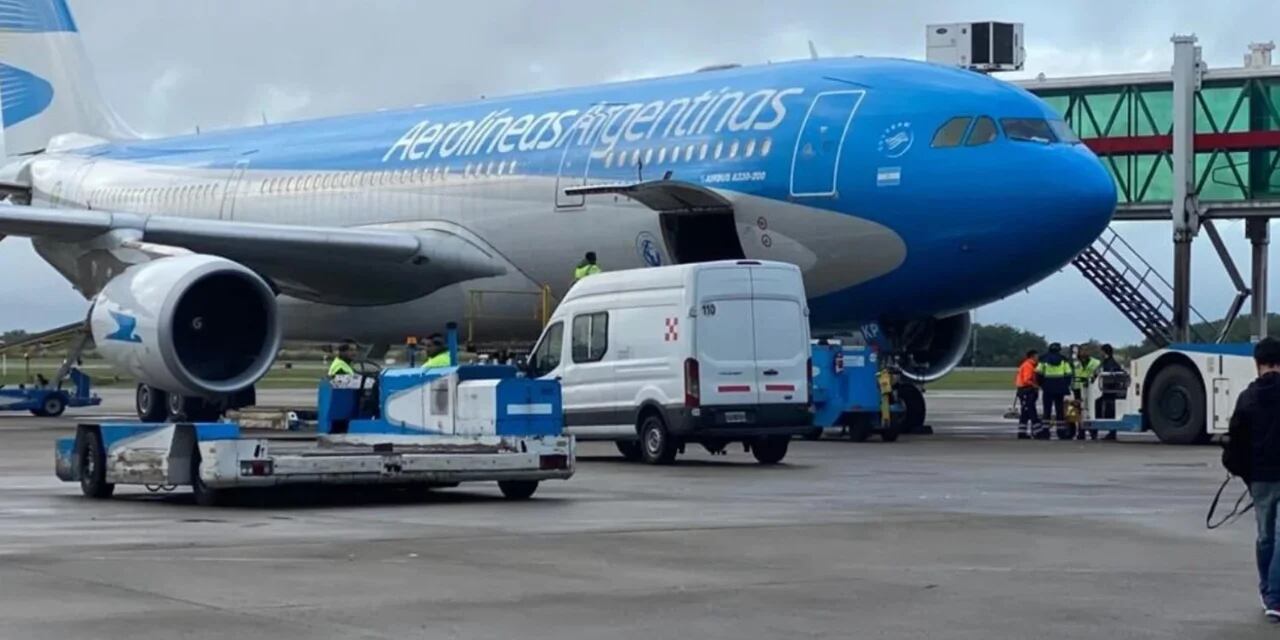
left=1223, top=337, right=1280, bottom=620
left=1036, top=342, right=1072, bottom=438
left=1095, top=344, right=1125, bottom=440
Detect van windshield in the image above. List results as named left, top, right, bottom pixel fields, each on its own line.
left=528, top=322, right=563, bottom=378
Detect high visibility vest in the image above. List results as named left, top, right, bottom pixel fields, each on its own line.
left=1036, top=359, right=1071, bottom=379
left=1072, top=357, right=1101, bottom=389
left=422, top=352, right=453, bottom=368
left=328, top=357, right=355, bottom=377
left=573, top=263, right=602, bottom=281
left=1015, top=360, right=1037, bottom=388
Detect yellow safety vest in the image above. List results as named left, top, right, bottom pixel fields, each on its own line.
left=573, top=263, right=602, bottom=281
left=1072, top=357, right=1101, bottom=389
left=422, top=352, right=454, bottom=368
left=328, top=357, right=354, bottom=377
left=1036, top=359, right=1071, bottom=379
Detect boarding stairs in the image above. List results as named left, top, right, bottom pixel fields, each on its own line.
left=1071, top=226, right=1208, bottom=347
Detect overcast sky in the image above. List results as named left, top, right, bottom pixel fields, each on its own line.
left=2, top=0, right=1279, bottom=345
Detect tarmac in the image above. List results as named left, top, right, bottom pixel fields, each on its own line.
left=0, top=388, right=1271, bottom=639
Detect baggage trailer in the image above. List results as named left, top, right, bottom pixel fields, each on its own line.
left=809, top=342, right=905, bottom=442
left=55, top=363, right=575, bottom=505
left=1092, top=343, right=1254, bottom=444
left=0, top=368, right=100, bottom=417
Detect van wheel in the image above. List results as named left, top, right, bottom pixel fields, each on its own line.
left=752, top=436, right=790, bottom=464
left=498, top=480, right=539, bottom=500
left=615, top=441, right=643, bottom=462
left=639, top=413, right=677, bottom=465
left=78, top=428, right=114, bottom=499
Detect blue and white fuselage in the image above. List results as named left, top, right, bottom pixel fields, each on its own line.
left=27, top=57, right=1114, bottom=347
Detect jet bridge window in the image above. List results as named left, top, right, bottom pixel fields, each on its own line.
left=966, top=117, right=998, bottom=146
left=930, top=117, right=973, bottom=148
left=1001, top=118, right=1056, bottom=144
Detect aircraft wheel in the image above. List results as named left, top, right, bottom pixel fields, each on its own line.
left=136, top=384, right=168, bottom=423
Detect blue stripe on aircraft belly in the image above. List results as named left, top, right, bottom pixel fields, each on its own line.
left=0, top=63, right=53, bottom=128
left=0, top=0, right=77, bottom=32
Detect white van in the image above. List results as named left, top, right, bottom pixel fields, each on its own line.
left=524, top=260, right=812, bottom=465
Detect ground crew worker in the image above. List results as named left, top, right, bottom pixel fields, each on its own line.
left=1015, top=349, right=1041, bottom=439
left=573, top=251, right=602, bottom=281
left=1072, top=345, right=1102, bottom=439
left=328, top=341, right=357, bottom=378
left=1036, top=342, right=1072, bottom=438
left=1096, top=343, right=1124, bottom=441
left=421, top=334, right=453, bottom=369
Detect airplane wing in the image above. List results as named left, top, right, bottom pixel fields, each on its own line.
left=0, top=205, right=506, bottom=306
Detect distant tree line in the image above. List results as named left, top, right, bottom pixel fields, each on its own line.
left=961, top=313, right=1280, bottom=367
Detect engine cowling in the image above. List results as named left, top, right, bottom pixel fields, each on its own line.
left=90, top=255, right=281, bottom=398
left=893, top=312, right=973, bottom=384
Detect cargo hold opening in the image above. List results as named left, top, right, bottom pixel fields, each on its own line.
left=659, top=212, right=746, bottom=264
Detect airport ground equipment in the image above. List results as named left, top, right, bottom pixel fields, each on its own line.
left=54, top=336, right=574, bottom=504
left=0, top=367, right=100, bottom=417
left=1092, top=343, right=1255, bottom=444
left=809, top=342, right=904, bottom=442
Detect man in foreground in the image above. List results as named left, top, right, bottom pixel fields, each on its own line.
left=1224, top=337, right=1280, bottom=620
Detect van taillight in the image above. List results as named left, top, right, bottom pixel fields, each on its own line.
left=684, top=358, right=700, bottom=408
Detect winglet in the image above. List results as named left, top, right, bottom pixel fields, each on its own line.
left=808, top=40, right=820, bottom=60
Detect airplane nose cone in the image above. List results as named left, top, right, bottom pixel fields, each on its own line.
left=1018, top=146, right=1116, bottom=260
left=1060, top=146, right=1117, bottom=241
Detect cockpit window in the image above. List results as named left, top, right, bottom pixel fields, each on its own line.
left=1001, top=118, right=1056, bottom=144
left=1049, top=120, right=1081, bottom=144
left=930, top=117, right=972, bottom=148
left=966, top=117, right=998, bottom=146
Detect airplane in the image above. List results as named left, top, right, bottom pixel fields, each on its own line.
left=0, top=0, right=1115, bottom=427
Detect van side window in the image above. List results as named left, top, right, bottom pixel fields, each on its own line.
left=966, top=116, right=998, bottom=146
left=930, top=117, right=972, bottom=148
left=571, top=312, right=608, bottom=363
left=529, top=322, right=564, bottom=377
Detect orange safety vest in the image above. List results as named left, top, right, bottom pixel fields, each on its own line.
left=1015, top=359, right=1038, bottom=388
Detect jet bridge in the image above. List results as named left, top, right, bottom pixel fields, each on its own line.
left=1017, top=38, right=1280, bottom=345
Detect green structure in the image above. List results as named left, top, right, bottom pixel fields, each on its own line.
left=1014, top=39, right=1280, bottom=344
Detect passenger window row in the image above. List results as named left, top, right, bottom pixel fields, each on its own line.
left=602, top=137, right=773, bottom=170
left=259, top=160, right=521, bottom=195
left=92, top=183, right=221, bottom=208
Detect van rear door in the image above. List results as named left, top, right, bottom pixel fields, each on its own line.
left=750, top=265, right=809, bottom=406
left=693, top=266, right=759, bottom=406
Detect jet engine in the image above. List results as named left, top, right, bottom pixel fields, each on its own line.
left=90, top=255, right=281, bottom=398
left=892, top=312, right=973, bottom=383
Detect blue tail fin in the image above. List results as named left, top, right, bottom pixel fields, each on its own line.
left=0, top=0, right=133, bottom=155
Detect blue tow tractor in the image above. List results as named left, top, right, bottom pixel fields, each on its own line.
left=809, top=341, right=905, bottom=442
left=54, top=327, right=575, bottom=505
left=0, top=367, right=102, bottom=417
